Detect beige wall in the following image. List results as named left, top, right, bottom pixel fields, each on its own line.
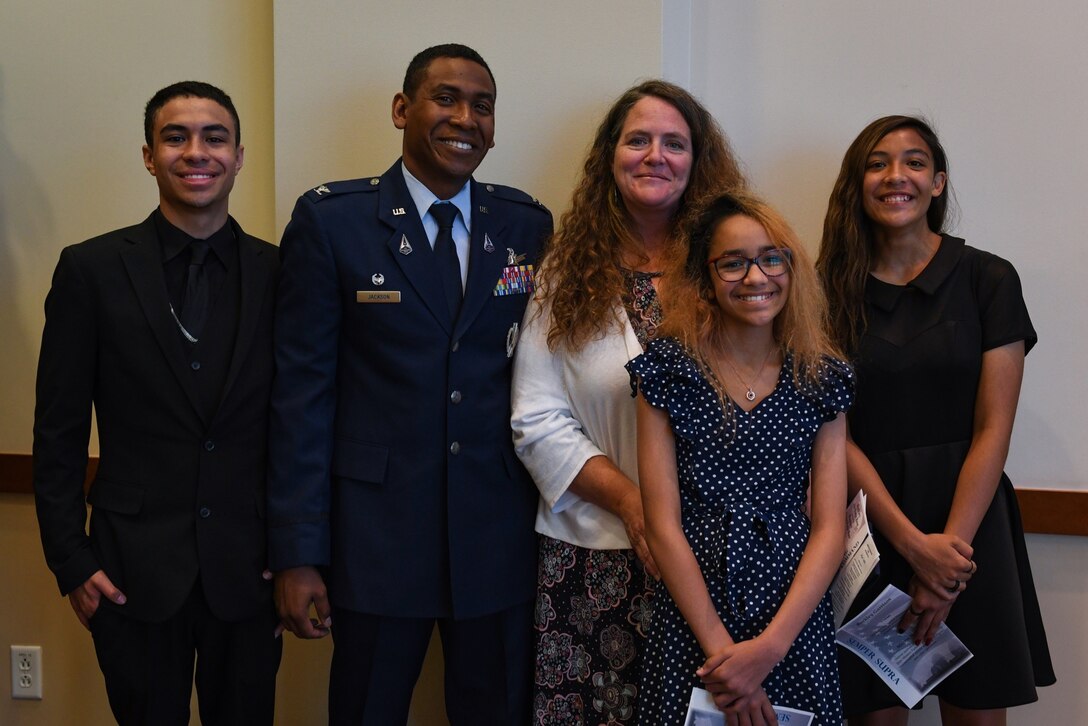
left=269, top=1, right=663, bottom=722
left=1, top=0, right=661, bottom=723
left=271, top=0, right=664, bottom=229
left=0, top=0, right=275, bottom=723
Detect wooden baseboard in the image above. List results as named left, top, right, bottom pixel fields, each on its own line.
left=0, top=453, right=95, bottom=495
left=1015, top=488, right=1088, bottom=536
left=2, top=452, right=1085, bottom=536
left=0, top=453, right=33, bottom=494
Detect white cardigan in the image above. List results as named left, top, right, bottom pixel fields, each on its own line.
left=510, top=294, right=644, bottom=550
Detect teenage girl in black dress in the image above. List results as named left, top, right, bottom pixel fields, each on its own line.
left=818, top=115, right=1055, bottom=725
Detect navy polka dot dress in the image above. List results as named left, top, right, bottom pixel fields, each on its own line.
left=626, top=337, right=854, bottom=725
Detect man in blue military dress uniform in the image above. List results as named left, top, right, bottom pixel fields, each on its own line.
left=268, top=44, right=552, bottom=724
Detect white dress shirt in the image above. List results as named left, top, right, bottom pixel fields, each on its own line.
left=401, top=162, right=471, bottom=289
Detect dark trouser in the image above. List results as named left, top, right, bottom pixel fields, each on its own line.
left=90, top=579, right=282, bottom=726
left=328, top=601, right=533, bottom=726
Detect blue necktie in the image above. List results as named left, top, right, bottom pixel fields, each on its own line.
left=430, top=202, right=463, bottom=319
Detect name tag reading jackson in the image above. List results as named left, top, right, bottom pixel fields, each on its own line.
left=356, top=291, right=402, bottom=303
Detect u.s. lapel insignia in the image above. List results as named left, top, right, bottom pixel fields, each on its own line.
left=314, top=184, right=331, bottom=195
left=483, top=234, right=495, bottom=253
left=392, top=207, right=406, bottom=216
left=371, top=273, right=385, bottom=286
left=478, top=205, right=489, bottom=214
left=399, top=234, right=413, bottom=255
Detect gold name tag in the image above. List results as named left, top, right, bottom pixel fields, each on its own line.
left=356, top=291, right=401, bottom=303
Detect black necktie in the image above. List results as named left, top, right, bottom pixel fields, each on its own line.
left=430, top=202, right=463, bottom=319
left=179, top=240, right=211, bottom=341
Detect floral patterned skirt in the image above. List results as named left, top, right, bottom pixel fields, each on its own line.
left=532, top=534, right=655, bottom=725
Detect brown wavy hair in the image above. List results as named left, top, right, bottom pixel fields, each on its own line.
left=817, top=115, right=955, bottom=352
left=660, top=191, right=844, bottom=388
left=537, top=80, right=746, bottom=351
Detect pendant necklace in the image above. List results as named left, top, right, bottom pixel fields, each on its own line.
left=721, top=341, right=776, bottom=402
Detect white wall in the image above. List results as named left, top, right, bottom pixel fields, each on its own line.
left=673, top=2, right=1088, bottom=721
left=685, top=1, right=1088, bottom=491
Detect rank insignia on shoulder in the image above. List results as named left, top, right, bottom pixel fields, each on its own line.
left=370, top=178, right=380, bottom=186
left=314, top=184, right=331, bottom=195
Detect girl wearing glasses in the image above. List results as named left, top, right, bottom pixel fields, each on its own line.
left=818, top=116, right=1053, bottom=725
left=628, top=192, right=852, bottom=724
left=511, top=81, right=746, bottom=725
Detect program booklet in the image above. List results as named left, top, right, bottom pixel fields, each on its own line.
left=685, top=687, right=814, bottom=726
left=835, top=584, right=973, bottom=707
left=831, top=489, right=880, bottom=627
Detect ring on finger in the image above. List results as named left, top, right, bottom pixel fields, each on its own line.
left=946, top=579, right=961, bottom=593
left=969, top=560, right=978, bottom=574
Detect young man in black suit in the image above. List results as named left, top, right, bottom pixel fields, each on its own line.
left=33, top=81, right=281, bottom=725
left=269, top=44, right=552, bottom=724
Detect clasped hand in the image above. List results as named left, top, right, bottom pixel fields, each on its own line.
left=897, top=575, right=957, bottom=646
left=697, top=638, right=779, bottom=725
left=905, top=532, right=975, bottom=600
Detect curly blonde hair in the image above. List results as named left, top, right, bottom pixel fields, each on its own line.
left=660, top=191, right=844, bottom=387
left=536, top=80, right=746, bottom=351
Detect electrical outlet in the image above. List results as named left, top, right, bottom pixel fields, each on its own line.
left=10, top=645, right=42, bottom=700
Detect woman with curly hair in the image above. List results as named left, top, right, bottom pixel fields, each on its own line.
left=629, top=191, right=852, bottom=724
left=510, top=79, right=745, bottom=724
left=818, top=115, right=1054, bottom=725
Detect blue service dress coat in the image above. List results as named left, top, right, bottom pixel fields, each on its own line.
left=269, top=161, right=552, bottom=619
left=33, top=213, right=279, bottom=624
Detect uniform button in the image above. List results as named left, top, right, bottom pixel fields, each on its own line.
left=204, top=440, right=215, bottom=451
left=449, top=442, right=461, bottom=455
left=450, top=390, right=462, bottom=404
left=199, top=506, right=211, bottom=519
left=190, top=361, right=201, bottom=371
left=451, top=340, right=460, bottom=352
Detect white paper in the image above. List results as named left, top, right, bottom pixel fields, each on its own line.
left=685, top=687, right=814, bottom=726
left=831, top=490, right=880, bottom=627
left=835, top=584, right=973, bottom=707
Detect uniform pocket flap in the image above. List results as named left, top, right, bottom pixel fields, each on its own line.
left=87, top=478, right=144, bottom=515
left=331, top=439, right=389, bottom=484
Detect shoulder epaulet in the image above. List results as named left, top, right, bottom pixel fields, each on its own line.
left=479, top=182, right=550, bottom=214
left=302, top=177, right=383, bottom=203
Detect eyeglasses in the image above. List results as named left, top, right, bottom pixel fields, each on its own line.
left=707, top=248, right=792, bottom=282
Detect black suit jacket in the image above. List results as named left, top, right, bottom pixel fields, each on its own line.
left=33, top=212, right=278, bottom=623
left=269, top=162, right=552, bottom=618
